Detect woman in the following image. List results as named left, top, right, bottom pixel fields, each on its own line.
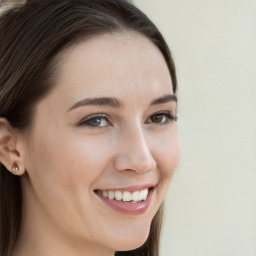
left=0, top=0, right=180, bottom=255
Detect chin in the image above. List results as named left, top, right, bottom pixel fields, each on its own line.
left=111, top=227, right=150, bottom=252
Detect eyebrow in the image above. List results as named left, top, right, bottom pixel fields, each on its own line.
left=67, top=94, right=177, bottom=112
left=150, top=94, right=177, bottom=105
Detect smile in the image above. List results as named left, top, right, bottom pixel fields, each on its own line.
left=94, top=186, right=155, bottom=215
left=95, top=188, right=149, bottom=203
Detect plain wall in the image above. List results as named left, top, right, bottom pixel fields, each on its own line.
left=133, top=0, right=256, bottom=255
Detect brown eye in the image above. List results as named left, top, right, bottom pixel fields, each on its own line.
left=151, top=114, right=166, bottom=123
left=147, top=111, right=176, bottom=125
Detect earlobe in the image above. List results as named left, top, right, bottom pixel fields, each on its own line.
left=0, top=118, right=26, bottom=176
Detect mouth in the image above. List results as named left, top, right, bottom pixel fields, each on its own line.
left=95, top=187, right=152, bottom=203
left=94, top=186, right=155, bottom=215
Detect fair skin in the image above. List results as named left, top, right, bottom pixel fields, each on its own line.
left=0, top=32, right=180, bottom=256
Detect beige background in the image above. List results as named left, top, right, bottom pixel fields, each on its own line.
left=1, top=1, right=256, bottom=255
left=133, top=0, right=256, bottom=255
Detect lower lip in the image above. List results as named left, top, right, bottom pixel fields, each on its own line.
left=95, top=189, right=154, bottom=215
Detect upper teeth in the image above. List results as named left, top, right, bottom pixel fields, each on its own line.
left=100, top=189, right=149, bottom=202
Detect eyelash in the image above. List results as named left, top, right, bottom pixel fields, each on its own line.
left=77, top=111, right=177, bottom=128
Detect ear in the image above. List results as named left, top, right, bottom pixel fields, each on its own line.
left=0, top=118, right=26, bottom=176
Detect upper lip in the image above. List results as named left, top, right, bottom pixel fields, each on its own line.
left=94, top=183, right=157, bottom=193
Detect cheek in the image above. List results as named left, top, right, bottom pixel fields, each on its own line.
left=153, top=131, right=180, bottom=207
left=155, top=126, right=180, bottom=169
left=64, top=139, right=109, bottom=181
left=59, top=136, right=110, bottom=187
left=153, top=127, right=180, bottom=180
left=28, top=128, right=112, bottom=196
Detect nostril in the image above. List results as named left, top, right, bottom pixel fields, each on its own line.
left=114, top=155, right=156, bottom=173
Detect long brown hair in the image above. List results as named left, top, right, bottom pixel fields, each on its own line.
left=0, top=1, right=177, bottom=255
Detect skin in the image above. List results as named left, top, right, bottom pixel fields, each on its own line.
left=1, top=32, right=180, bottom=256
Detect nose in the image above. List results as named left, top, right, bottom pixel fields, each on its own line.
left=113, top=124, right=157, bottom=174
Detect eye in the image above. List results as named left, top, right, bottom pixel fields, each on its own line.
left=147, top=111, right=177, bottom=125
left=78, top=114, right=110, bottom=128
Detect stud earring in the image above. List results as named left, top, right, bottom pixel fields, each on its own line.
left=12, top=166, right=19, bottom=173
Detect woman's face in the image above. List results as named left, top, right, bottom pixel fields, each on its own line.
left=21, top=32, right=180, bottom=254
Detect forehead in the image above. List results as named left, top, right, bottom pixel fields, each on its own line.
left=42, top=32, right=173, bottom=110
